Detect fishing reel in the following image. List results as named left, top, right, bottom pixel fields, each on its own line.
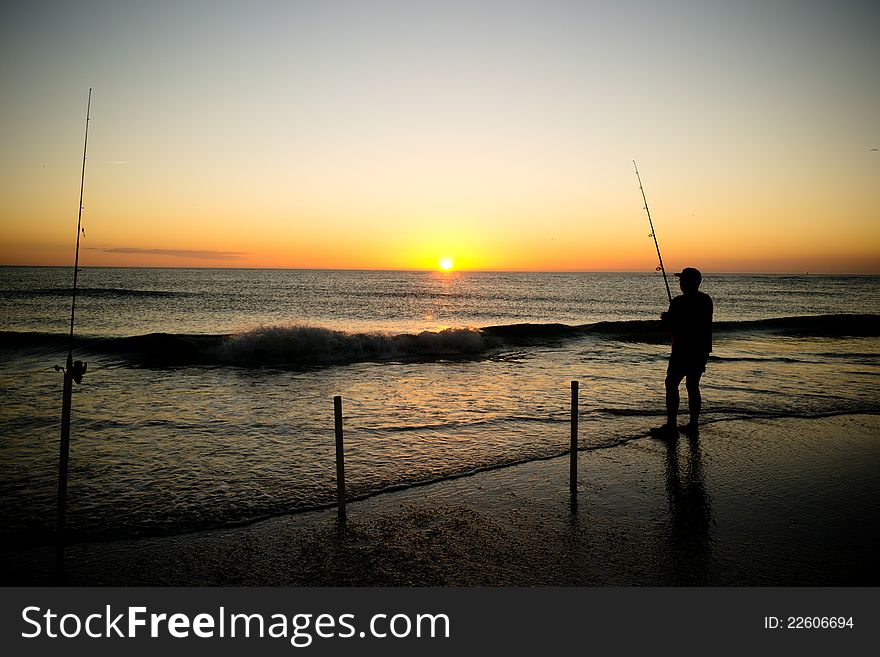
left=55, top=360, right=88, bottom=384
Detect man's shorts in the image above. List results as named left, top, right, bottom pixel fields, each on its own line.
left=667, top=352, right=708, bottom=380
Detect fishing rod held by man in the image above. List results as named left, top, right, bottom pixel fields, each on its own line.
left=633, top=160, right=672, bottom=304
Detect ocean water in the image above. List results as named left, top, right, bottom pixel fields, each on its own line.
left=1, top=267, right=878, bottom=549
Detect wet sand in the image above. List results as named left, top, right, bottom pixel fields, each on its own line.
left=6, top=414, right=879, bottom=586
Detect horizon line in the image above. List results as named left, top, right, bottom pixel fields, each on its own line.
left=0, top=264, right=877, bottom=276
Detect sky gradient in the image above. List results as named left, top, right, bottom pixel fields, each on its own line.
left=1, top=0, right=878, bottom=272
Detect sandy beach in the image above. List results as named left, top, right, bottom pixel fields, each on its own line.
left=4, top=413, right=878, bottom=586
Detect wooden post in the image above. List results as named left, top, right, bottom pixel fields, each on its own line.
left=334, top=395, right=346, bottom=521
left=55, top=362, right=73, bottom=583
left=570, top=380, right=578, bottom=501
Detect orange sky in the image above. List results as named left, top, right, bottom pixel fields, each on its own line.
left=2, top=2, right=878, bottom=273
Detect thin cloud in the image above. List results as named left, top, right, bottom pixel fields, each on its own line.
left=98, top=247, right=247, bottom=260
left=110, top=161, right=129, bottom=164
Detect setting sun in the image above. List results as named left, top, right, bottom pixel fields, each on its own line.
left=439, top=258, right=454, bottom=271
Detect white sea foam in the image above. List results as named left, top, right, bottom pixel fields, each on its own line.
left=212, top=324, right=486, bottom=364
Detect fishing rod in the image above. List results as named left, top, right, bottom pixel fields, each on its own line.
left=55, top=88, right=91, bottom=581
left=68, top=88, right=91, bottom=365
left=633, top=160, right=672, bottom=304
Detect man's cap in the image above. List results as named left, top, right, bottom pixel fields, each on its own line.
left=674, top=267, right=702, bottom=283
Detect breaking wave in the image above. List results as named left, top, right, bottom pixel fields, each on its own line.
left=483, top=313, right=880, bottom=343
left=2, top=313, right=876, bottom=368
left=212, top=325, right=487, bottom=365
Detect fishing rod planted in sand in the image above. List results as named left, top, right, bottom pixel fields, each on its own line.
left=633, top=160, right=672, bottom=304
left=54, top=88, right=91, bottom=580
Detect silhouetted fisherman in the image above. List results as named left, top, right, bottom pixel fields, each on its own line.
left=653, top=267, right=713, bottom=438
